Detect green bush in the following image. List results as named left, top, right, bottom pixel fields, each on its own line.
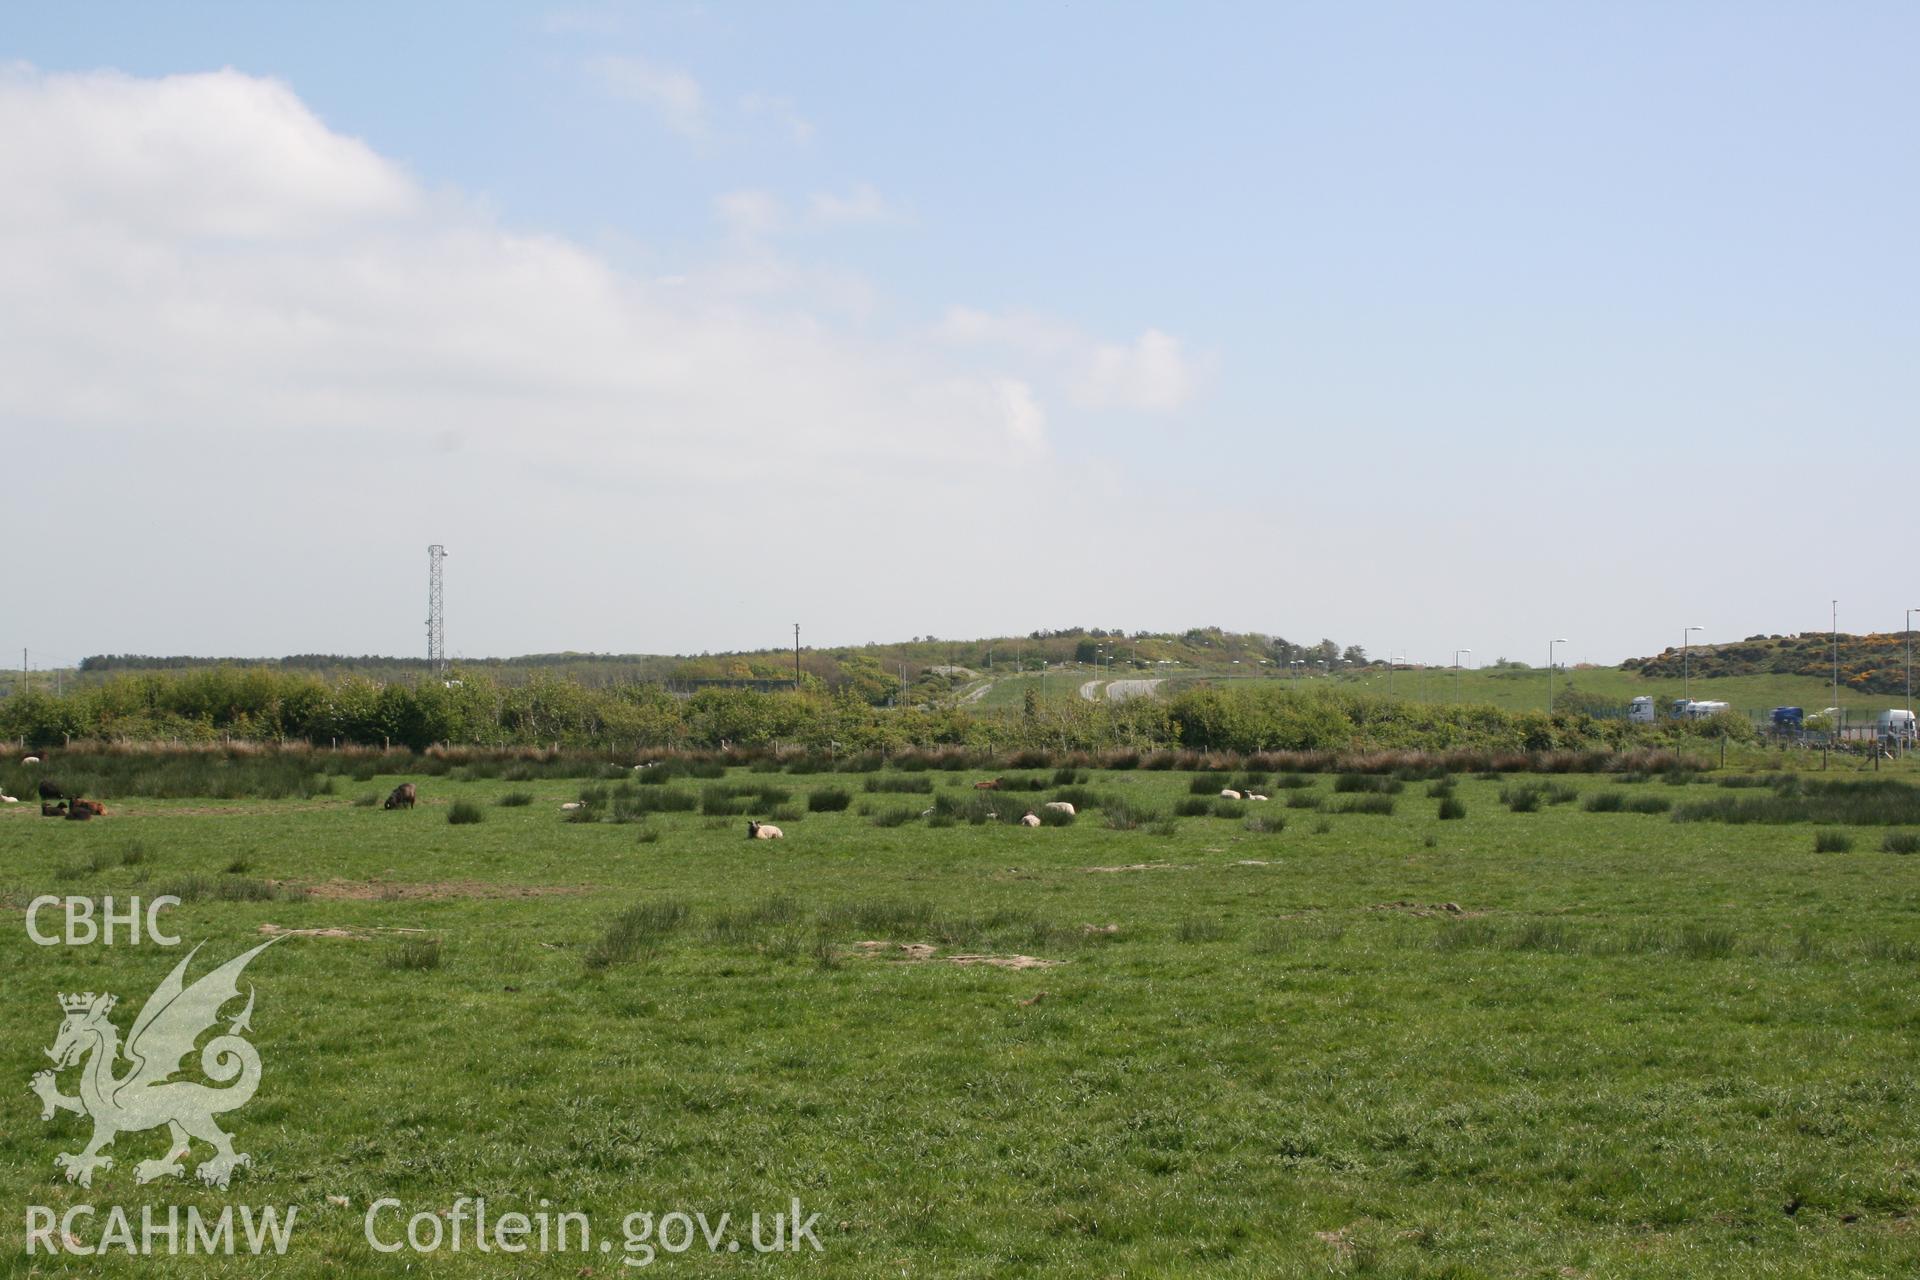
left=447, top=800, right=485, bottom=825
left=1438, top=797, right=1467, bottom=820
left=1883, top=831, right=1920, bottom=855
left=1813, top=830, right=1854, bottom=853
left=808, top=788, right=853, bottom=812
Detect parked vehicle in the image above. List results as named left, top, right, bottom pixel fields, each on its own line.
left=1878, top=709, right=1917, bottom=745
left=1628, top=696, right=1657, bottom=724
left=1770, top=706, right=1805, bottom=737
left=1671, top=699, right=1730, bottom=720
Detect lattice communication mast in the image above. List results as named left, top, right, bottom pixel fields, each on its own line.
left=427, top=545, right=447, bottom=678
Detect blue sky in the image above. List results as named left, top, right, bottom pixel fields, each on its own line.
left=3, top=4, right=1914, bottom=667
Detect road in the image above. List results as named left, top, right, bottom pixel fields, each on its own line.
left=1080, top=678, right=1164, bottom=702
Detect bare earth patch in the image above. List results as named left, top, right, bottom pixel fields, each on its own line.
left=1079, top=862, right=1192, bottom=873
left=293, top=879, right=591, bottom=902
left=851, top=940, right=1062, bottom=969
left=258, top=923, right=430, bottom=940
left=1369, top=900, right=1477, bottom=918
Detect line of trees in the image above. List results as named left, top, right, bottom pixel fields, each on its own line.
left=0, top=665, right=1728, bottom=756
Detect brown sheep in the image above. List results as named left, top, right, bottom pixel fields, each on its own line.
left=41, top=801, right=68, bottom=817
left=384, top=783, right=417, bottom=810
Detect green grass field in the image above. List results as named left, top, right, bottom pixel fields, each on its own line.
left=5, top=758, right=1920, bottom=1276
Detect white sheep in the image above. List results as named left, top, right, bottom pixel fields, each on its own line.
left=0, top=793, right=16, bottom=804
left=1220, top=789, right=1243, bottom=800
left=1245, top=793, right=1269, bottom=802
left=921, top=806, right=936, bottom=817
left=22, top=756, right=41, bottom=765
left=1019, top=812, right=1042, bottom=827
left=747, top=821, right=784, bottom=840
left=560, top=802, right=584, bottom=811
left=1043, top=801, right=1076, bottom=815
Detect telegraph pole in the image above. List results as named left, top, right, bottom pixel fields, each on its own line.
left=794, top=623, right=801, bottom=689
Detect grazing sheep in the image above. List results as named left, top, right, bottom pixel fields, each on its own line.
left=41, top=801, right=67, bottom=817
left=22, top=756, right=41, bottom=765
left=746, top=821, right=784, bottom=840
left=1219, top=789, right=1243, bottom=800
left=1019, top=812, right=1042, bottom=827
left=1043, top=801, right=1076, bottom=815
left=37, top=779, right=65, bottom=802
left=383, top=783, right=417, bottom=810
left=973, top=778, right=1003, bottom=791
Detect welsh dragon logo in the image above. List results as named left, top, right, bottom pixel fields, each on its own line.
left=29, top=939, right=280, bottom=1189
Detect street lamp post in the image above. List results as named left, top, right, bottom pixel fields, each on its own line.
left=1454, top=648, right=1471, bottom=702
left=1907, top=606, right=1917, bottom=753
left=1683, top=625, right=1704, bottom=706
left=1548, top=639, right=1568, bottom=713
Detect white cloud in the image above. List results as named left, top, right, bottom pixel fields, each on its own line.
left=0, top=65, right=1102, bottom=657
left=714, top=188, right=785, bottom=238
left=938, top=306, right=1208, bottom=413
left=1077, top=329, right=1198, bottom=413
left=809, top=182, right=898, bottom=227
left=585, top=54, right=705, bottom=137
left=739, top=91, right=814, bottom=144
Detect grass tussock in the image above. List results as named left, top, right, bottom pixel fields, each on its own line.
left=1813, top=830, right=1855, bottom=853
left=585, top=900, right=692, bottom=970
left=496, top=791, right=535, bottom=807
left=384, top=938, right=442, bottom=970
left=446, top=799, right=486, bottom=825
left=1330, top=795, right=1396, bottom=816
left=807, top=788, right=853, bottom=812
left=1437, top=797, right=1467, bottom=821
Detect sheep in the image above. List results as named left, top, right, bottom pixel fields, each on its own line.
left=1245, top=793, right=1269, bottom=802
left=41, top=801, right=67, bottom=817
left=1042, top=801, right=1076, bottom=815
left=22, top=755, right=40, bottom=765
left=560, top=802, right=585, bottom=811
left=63, top=804, right=93, bottom=822
left=0, top=792, right=16, bottom=804
left=746, top=821, right=784, bottom=840
left=1019, top=812, right=1042, bottom=827
left=920, top=806, right=936, bottom=817
left=973, top=778, right=1004, bottom=791
left=37, top=779, right=65, bottom=802
left=70, top=799, right=106, bottom=817
left=1219, top=789, right=1243, bottom=800
left=383, top=783, right=417, bottom=810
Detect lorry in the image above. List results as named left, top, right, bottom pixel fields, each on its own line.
left=1878, top=709, right=1917, bottom=746
left=1628, top=696, right=1656, bottom=724
left=1770, top=706, right=1805, bottom=736
left=1671, top=699, right=1730, bottom=720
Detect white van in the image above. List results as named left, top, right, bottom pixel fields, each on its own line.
left=1878, top=709, right=1917, bottom=744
